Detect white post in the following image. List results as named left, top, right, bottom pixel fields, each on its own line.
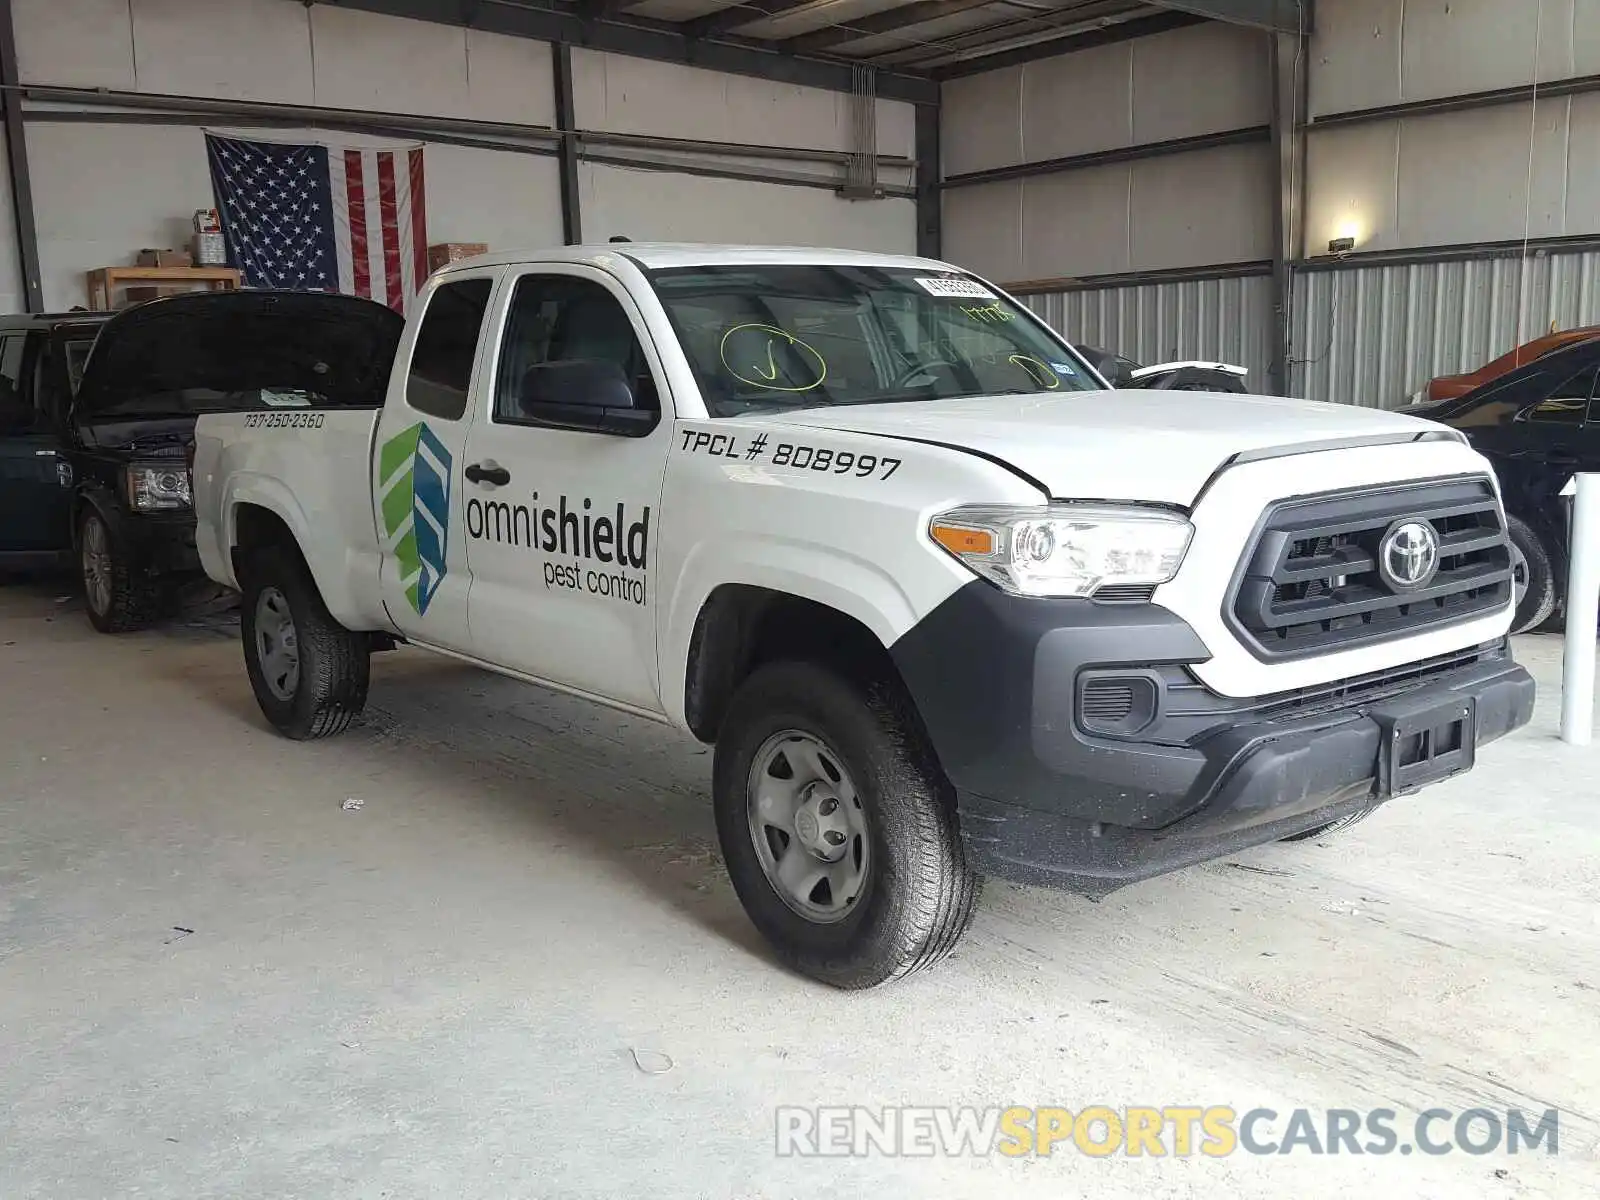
left=1560, top=473, right=1600, bottom=745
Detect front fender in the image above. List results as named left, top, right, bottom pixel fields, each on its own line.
left=658, top=532, right=957, bottom=729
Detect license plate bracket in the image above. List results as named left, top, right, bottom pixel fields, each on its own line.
left=1371, top=692, right=1476, bottom=797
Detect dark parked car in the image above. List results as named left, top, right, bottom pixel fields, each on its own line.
left=1400, top=335, right=1600, bottom=632
left=1078, top=345, right=1251, bottom=392
left=0, top=311, right=111, bottom=571
left=61, top=289, right=404, bottom=633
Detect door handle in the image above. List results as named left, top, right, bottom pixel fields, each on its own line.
left=465, top=462, right=511, bottom=487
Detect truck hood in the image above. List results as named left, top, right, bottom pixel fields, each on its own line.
left=767, top=390, right=1450, bottom=506
left=74, top=290, right=403, bottom=420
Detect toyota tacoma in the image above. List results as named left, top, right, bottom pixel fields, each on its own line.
left=187, top=245, right=1535, bottom=988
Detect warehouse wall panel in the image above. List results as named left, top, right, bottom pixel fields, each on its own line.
left=13, top=0, right=556, bottom=126
left=1129, top=143, right=1273, bottom=271
left=27, top=122, right=213, bottom=312
left=13, top=0, right=137, bottom=90
left=1290, top=250, right=1600, bottom=408
left=1020, top=167, right=1131, bottom=281
left=944, top=142, right=1273, bottom=283
left=124, top=0, right=314, bottom=105
left=1023, top=274, right=1274, bottom=389
left=944, top=181, right=1023, bottom=283
left=1309, top=0, right=1577, bottom=118
left=578, top=163, right=915, bottom=252
left=25, top=123, right=563, bottom=310
left=941, top=65, right=1022, bottom=178
left=572, top=50, right=913, bottom=160
left=941, top=22, right=1272, bottom=284
left=1306, top=97, right=1582, bottom=254
left=1130, top=22, right=1271, bottom=144
left=942, top=21, right=1269, bottom=177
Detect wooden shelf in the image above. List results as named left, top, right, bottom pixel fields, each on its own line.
left=86, top=266, right=243, bottom=311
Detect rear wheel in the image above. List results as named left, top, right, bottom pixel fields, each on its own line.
left=1506, top=513, right=1556, bottom=634
left=240, top=545, right=369, bottom=739
left=79, top=508, right=160, bottom=634
left=713, top=661, right=979, bottom=989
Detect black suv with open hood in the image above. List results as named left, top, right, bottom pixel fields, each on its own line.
left=69, top=290, right=403, bottom=632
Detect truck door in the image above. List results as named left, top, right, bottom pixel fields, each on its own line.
left=371, top=273, right=497, bottom=651
left=0, top=332, right=71, bottom=556
left=459, top=266, right=669, bottom=712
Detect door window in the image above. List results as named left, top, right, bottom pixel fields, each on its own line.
left=406, top=278, right=493, bottom=421
left=1523, top=365, right=1597, bottom=425
left=0, top=335, right=31, bottom=431
left=494, top=275, right=659, bottom=424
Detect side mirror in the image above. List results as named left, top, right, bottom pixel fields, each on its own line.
left=518, top=359, right=657, bottom=436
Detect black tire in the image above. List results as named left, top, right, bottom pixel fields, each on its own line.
left=713, top=661, right=979, bottom=989
left=1280, top=806, right=1374, bottom=843
left=239, top=544, right=369, bottom=739
left=1506, top=513, right=1556, bottom=634
left=79, top=507, right=162, bottom=634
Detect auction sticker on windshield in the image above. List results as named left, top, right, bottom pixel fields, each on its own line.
left=914, top=277, right=997, bottom=300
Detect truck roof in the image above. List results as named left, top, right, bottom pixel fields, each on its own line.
left=431, top=243, right=954, bottom=276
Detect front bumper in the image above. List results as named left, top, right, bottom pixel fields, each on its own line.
left=86, top=494, right=201, bottom=577
left=890, top=582, right=1535, bottom=896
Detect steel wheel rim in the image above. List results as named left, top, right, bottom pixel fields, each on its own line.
left=746, top=730, right=870, bottom=925
left=254, top=587, right=300, bottom=702
left=81, top=516, right=112, bottom=616
left=1510, top=541, right=1529, bottom=609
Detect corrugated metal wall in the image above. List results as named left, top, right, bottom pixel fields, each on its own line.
left=1023, top=274, right=1274, bottom=388
left=1290, top=249, right=1600, bottom=409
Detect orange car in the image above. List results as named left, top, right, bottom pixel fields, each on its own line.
left=1426, top=326, right=1600, bottom=402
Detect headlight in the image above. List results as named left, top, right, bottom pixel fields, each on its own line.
left=929, top=504, right=1192, bottom=598
left=126, top=463, right=193, bottom=512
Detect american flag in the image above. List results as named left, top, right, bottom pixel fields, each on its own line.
left=206, top=134, right=428, bottom=313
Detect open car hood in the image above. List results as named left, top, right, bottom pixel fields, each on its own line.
left=74, top=290, right=404, bottom=420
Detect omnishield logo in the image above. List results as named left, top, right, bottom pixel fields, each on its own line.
left=379, top=421, right=453, bottom=615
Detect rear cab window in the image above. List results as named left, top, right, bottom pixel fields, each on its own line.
left=406, top=278, right=494, bottom=421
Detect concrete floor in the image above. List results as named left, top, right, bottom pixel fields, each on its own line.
left=2, top=580, right=1597, bottom=1199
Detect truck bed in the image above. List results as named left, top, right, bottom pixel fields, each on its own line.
left=192, top=408, right=396, bottom=635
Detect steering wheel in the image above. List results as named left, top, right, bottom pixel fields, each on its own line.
left=891, top=358, right=964, bottom=389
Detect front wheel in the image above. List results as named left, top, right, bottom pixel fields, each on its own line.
left=713, top=661, right=979, bottom=989
left=1506, top=513, right=1556, bottom=634
left=79, top=507, right=160, bottom=634
left=240, top=545, right=370, bottom=739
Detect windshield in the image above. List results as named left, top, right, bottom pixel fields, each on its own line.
left=648, top=264, right=1101, bottom=417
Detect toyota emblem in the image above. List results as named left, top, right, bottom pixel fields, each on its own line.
left=1379, top=519, right=1441, bottom=591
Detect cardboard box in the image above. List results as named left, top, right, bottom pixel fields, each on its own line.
left=428, top=242, right=488, bottom=272
left=136, top=248, right=193, bottom=268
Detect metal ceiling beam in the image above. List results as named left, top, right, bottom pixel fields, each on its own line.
left=1143, top=0, right=1310, bottom=35
left=873, top=0, right=1155, bottom=68
left=781, top=0, right=1003, bottom=57
left=316, top=0, right=939, bottom=104
left=682, top=0, right=820, bottom=40
left=934, top=10, right=1205, bottom=78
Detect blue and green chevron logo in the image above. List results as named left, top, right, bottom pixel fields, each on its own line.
left=379, top=422, right=453, bottom=615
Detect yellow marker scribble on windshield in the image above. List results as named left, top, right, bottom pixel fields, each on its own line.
left=719, top=323, right=828, bottom=393
left=962, top=302, right=1013, bottom=324
left=1009, top=354, right=1061, bottom=390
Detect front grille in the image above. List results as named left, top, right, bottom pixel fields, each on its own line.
left=1229, top=477, right=1512, bottom=660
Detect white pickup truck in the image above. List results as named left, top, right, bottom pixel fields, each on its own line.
left=187, top=244, right=1535, bottom=988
